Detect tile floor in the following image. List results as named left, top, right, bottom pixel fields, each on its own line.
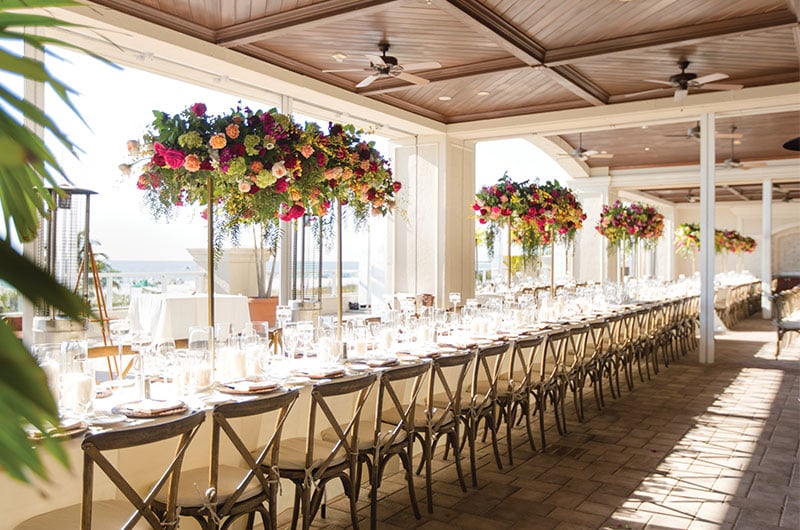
left=276, top=316, right=799, bottom=529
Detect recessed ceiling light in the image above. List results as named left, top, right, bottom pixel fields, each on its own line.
left=331, top=52, right=347, bottom=63
left=641, top=125, right=648, bottom=129
left=477, top=91, right=490, bottom=96
left=438, top=96, right=452, bottom=101
left=644, top=147, right=651, bottom=151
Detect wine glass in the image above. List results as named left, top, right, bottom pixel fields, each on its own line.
left=282, top=322, right=299, bottom=359
left=296, top=321, right=314, bottom=357
left=109, top=318, right=131, bottom=384
left=276, top=305, right=292, bottom=330
left=448, top=292, right=461, bottom=313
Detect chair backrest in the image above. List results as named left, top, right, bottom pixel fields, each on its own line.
left=424, top=350, right=474, bottom=429
left=564, top=323, right=590, bottom=372
left=81, top=410, right=205, bottom=529
left=210, top=388, right=299, bottom=516
left=471, top=342, right=509, bottom=410
left=374, top=360, right=430, bottom=449
left=585, top=318, right=608, bottom=360
left=540, top=328, right=569, bottom=383
left=506, top=334, right=544, bottom=393
left=306, top=373, right=377, bottom=481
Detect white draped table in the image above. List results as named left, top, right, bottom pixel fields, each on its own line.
left=127, top=293, right=251, bottom=340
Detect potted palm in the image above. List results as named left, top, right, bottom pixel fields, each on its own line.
left=0, top=1, right=93, bottom=483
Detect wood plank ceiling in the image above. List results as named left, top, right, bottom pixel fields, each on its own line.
left=85, top=0, right=800, bottom=201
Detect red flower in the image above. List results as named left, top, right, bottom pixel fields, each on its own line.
left=164, top=149, right=186, bottom=169
left=191, top=103, right=207, bottom=116
left=273, top=177, right=289, bottom=193
left=393, top=181, right=402, bottom=193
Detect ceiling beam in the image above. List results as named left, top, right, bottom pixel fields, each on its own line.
left=87, top=0, right=216, bottom=41
left=435, top=0, right=609, bottom=106
left=215, top=0, right=401, bottom=47
left=793, top=24, right=800, bottom=58
left=723, top=185, right=750, bottom=201
left=545, top=10, right=798, bottom=65
left=357, top=57, right=529, bottom=95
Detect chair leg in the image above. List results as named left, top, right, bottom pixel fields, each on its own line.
left=506, top=404, right=517, bottom=465
left=398, top=449, right=421, bottom=520
left=450, top=427, right=468, bottom=492
left=486, top=413, right=503, bottom=471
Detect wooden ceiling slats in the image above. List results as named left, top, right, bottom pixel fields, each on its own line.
left=85, top=0, right=799, bottom=168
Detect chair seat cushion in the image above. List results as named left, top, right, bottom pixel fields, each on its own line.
left=383, top=403, right=453, bottom=429
left=154, top=464, right=264, bottom=507
left=274, top=436, right=348, bottom=472
left=15, top=500, right=151, bottom=530
left=320, top=420, right=408, bottom=451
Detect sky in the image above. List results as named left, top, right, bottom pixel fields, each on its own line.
left=31, top=49, right=567, bottom=263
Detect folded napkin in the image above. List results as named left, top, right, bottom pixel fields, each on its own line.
left=438, top=340, right=477, bottom=350
left=26, top=418, right=86, bottom=439
left=222, top=380, right=278, bottom=393
left=298, top=368, right=346, bottom=379
left=399, top=347, right=440, bottom=358
left=366, top=358, right=399, bottom=368
left=130, top=399, right=185, bottom=415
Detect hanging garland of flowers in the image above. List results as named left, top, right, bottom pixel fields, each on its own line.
left=595, top=200, right=664, bottom=251
left=124, top=103, right=399, bottom=244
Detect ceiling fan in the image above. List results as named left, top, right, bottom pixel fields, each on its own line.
left=322, top=42, right=441, bottom=88
left=720, top=134, right=767, bottom=170
left=664, top=121, right=744, bottom=141
left=559, top=133, right=614, bottom=162
left=624, top=60, right=743, bottom=102
left=685, top=189, right=699, bottom=203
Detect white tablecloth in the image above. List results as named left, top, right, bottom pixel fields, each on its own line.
left=127, top=293, right=251, bottom=340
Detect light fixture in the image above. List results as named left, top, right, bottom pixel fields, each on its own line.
left=477, top=91, right=490, bottom=96
left=331, top=52, right=347, bottom=63
left=640, top=125, right=648, bottom=129
left=644, top=147, right=650, bottom=151
left=438, top=95, right=452, bottom=101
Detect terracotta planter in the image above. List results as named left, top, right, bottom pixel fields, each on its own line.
left=248, top=297, right=279, bottom=326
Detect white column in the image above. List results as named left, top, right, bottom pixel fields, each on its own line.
left=698, top=113, right=715, bottom=363
left=761, top=179, right=772, bottom=318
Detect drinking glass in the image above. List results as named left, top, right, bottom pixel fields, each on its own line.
left=33, top=343, right=62, bottom=408
left=282, top=322, right=300, bottom=359
left=188, top=326, right=213, bottom=387
left=297, top=321, right=315, bottom=358
left=109, top=318, right=131, bottom=383
left=276, top=305, right=292, bottom=329
left=448, top=292, right=461, bottom=313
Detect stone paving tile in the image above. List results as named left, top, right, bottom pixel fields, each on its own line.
left=273, top=317, right=798, bottom=529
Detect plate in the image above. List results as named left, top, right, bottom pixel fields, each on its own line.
left=111, top=399, right=187, bottom=418
left=95, top=388, right=112, bottom=399
left=283, top=376, right=310, bottom=386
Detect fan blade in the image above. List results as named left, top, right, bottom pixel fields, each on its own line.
left=401, top=61, right=441, bottom=71
left=592, top=153, right=614, bottom=159
left=356, top=74, right=380, bottom=88
left=642, top=79, right=674, bottom=86
left=623, top=87, right=672, bottom=98
left=365, top=54, right=386, bottom=66
left=395, top=71, right=430, bottom=85
left=583, top=149, right=599, bottom=157
left=692, top=72, right=729, bottom=85
left=698, top=82, right=744, bottom=91
left=664, top=133, right=692, bottom=138
left=742, top=161, right=768, bottom=169
left=674, top=88, right=688, bottom=102
left=322, top=68, right=372, bottom=73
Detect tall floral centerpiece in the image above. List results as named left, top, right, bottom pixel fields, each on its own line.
left=534, top=180, right=586, bottom=294
left=473, top=173, right=543, bottom=286
left=674, top=222, right=700, bottom=273
left=596, top=200, right=664, bottom=284
left=126, top=103, right=399, bottom=327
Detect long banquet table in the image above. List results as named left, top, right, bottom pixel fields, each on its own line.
left=8, top=294, right=700, bottom=528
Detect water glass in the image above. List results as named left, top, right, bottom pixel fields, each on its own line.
left=109, top=318, right=131, bottom=382
left=63, top=357, right=94, bottom=418
left=448, top=292, right=461, bottom=312
left=33, top=343, right=62, bottom=408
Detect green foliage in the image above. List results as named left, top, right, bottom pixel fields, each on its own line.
left=0, top=1, right=93, bottom=483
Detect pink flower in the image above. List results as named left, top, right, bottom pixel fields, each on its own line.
left=164, top=149, right=186, bottom=169
left=238, top=181, right=251, bottom=193
left=273, top=177, right=289, bottom=193
left=126, top=140, right=140, bottom=156
left=272, top=161, right=287, bottom=178
left=300, top=144, right=314, bottom=158
left=191, top=103, right=206, bottom=116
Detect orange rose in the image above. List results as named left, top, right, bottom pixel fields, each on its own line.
left=300, top=144, right=314, bottom=158
left=289, top=188, right=302, bottom=201
left=183, top=154, right=201, bottom=172
left=250, top=161, right=263, bottom=173
left=209, top=133, right=227, bottom=149
left=225, top=124, right=240, bottom=139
